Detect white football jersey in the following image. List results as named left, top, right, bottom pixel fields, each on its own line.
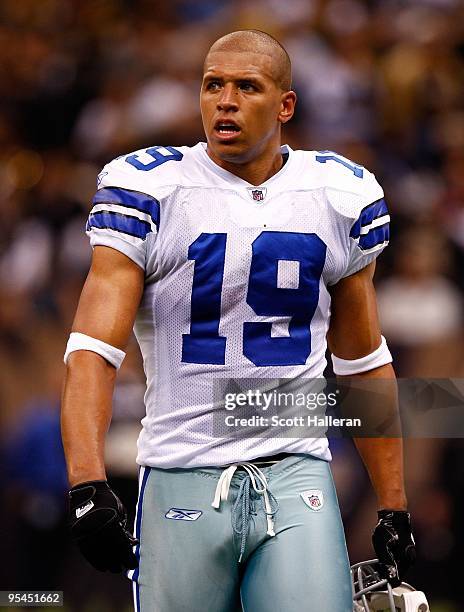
left=86, top=143, right=389, bottom=468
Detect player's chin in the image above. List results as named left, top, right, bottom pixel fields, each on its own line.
left=210, top=131, right=243, bottom=147
left=209, top=135, right=248, bottom=160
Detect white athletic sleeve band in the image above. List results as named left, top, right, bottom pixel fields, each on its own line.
left=64, top=332, right=126, bottom=370
left=331, top=335, right=392, bottom=375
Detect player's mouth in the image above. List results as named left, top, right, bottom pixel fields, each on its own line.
left=213, top=120, right=242, bottom=141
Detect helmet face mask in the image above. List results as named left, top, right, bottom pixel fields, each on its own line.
left=351, top=559, right=429, bottom=612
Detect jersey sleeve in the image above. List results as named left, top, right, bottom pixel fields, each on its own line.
left=85, top=160, right=160, bottom=270
left=342, top=196, right=390, bottom=278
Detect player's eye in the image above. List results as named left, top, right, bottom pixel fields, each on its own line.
left=238, top=81, right=257, bottom=91
left=206, top=80, right=221, bottom=91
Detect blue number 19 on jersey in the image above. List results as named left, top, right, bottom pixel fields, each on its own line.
left=182, top=231, right=327, bottom=367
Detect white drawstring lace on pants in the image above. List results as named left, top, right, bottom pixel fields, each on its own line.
left=211, top=463, right=279, bottom=562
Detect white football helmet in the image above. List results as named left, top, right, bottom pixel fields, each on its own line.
left=351, top=559, right=429, bottom=612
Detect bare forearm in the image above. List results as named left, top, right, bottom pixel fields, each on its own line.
left=61, top=351, right=116, bottom=487
left=349, top=364, right=407, bottom=510
left=354, top=437, right=407, bottom=509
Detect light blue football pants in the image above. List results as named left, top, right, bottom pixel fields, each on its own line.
left=129, top=454, right=352, bottom=612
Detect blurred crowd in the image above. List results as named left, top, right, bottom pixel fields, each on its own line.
left=0, top=0, right=463, bottom=609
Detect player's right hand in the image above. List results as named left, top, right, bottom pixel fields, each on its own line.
left=68, top=480, right=139, bottom=573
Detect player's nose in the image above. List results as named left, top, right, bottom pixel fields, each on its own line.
left=217, top=83, right=239, bottom=112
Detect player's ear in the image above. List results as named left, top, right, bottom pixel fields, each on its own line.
left=278, top=90, right=296, bottom=124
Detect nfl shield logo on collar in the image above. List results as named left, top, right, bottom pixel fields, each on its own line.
left=300, top=490, right=324, bottom=511
left=247, top=187, right=267, bottom=202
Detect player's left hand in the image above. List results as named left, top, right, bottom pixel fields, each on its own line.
left=68, top=480, right=139, bottom=573
left=372, top=509, right=416, bottom=587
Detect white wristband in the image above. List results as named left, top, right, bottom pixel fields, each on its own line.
left=331, top=335, right=392, bottom=375
left=64, top=332, right=126, bottom=370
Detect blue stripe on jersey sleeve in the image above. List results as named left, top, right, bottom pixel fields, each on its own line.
left=358, top=223, right=389, bottom=250
left=93, top=187, right=160, bottom=228
left=350, top=198, right=388, bottom=239
left=87, top=211, right=152, bottom=240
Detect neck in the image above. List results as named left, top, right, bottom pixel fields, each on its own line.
left=206, top=146, right=284, bottom=186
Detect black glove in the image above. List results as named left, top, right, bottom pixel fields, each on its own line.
left=372, top=509, right=416, bottom=587
left=69, top=480, right=138, bottom=573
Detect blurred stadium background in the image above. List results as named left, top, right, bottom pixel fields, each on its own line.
left=0, top=0, right=463, bottom=610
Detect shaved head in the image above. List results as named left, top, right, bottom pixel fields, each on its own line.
left=205, top=30, right=292, bottom=91
left=201, top=29, right=297, bottom=180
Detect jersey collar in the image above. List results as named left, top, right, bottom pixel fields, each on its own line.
left=195, top=142, right=294, bottom=189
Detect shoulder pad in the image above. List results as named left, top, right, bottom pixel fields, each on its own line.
left=97, top=145, right=189, bottom=197
left=305, top=150, right=384, bottom=219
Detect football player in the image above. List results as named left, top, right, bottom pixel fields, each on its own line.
left=62, top=30, right=415, bottom=611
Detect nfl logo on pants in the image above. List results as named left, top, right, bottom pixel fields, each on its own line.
left=300, top=489, right=324, bottom=511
